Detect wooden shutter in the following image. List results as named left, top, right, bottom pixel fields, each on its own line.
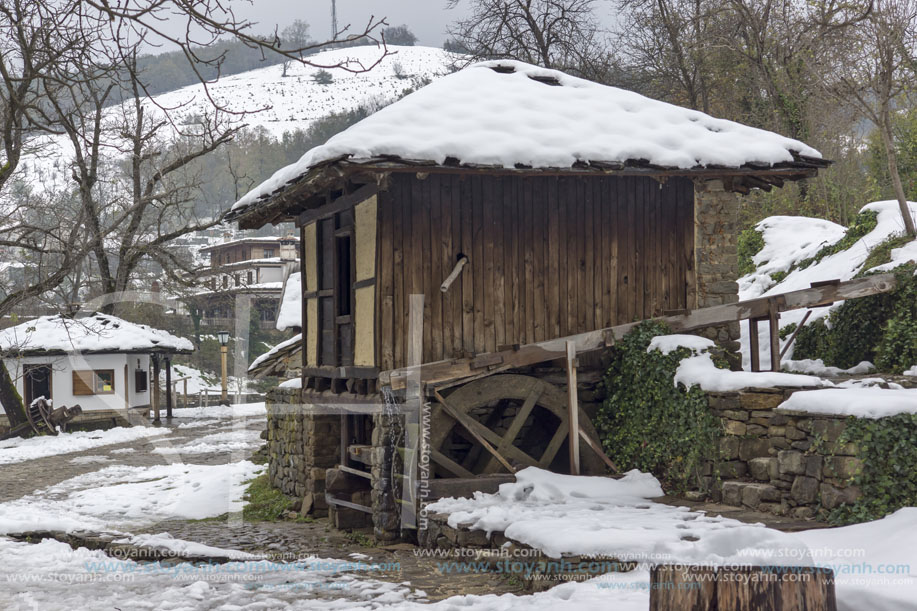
left=303, top=223, right=319, bottom=367
left=72, top=370, right=94, bottom=395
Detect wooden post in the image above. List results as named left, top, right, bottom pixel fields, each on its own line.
left=768, top=298, right=781, bottom=372
left=183, top=378, right=188, bottom=409
left=649, top=564, right=837, bottom=611
left=123, top=364, right=129, bottom=411
left=748, top=318, right=760, bottom=372
left=220, top=345, right=229, bottom=405
left=565, top=340, right=580, bottom=475
left=164, top=356, right=173, bottom=419
left=151, top=355, right=161, bottom=425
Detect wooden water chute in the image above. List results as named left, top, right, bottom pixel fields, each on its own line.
left=225, top=61, right=833, bottom=534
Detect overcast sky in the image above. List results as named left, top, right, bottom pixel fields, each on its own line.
left=227, top=1, right=618, bottom=48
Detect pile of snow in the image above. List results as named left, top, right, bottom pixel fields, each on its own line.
left=248, top=333, right=301, bottom=373
left=0, top=313, right=193, bottom=355
left=426, top=467, right=762, bottom=560
left=0, top=426, right=171, bottom=465
left=649, top=334, right=827, bottom=392
left=233, top=60, right=820, bottom=212
left=778, top=388, right=917, bottom=418
left=276, top=272, right=302, bottom=331
left=738, top=200, right=917, bottom=368
left=781, top=359, right=875, bottom=376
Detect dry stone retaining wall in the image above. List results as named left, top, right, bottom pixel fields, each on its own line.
left=708, top=388, right=861, bottom=519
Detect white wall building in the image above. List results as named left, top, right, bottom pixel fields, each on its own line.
left=0, top=313, right=193, bottom=415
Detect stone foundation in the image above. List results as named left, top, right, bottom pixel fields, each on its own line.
left=265, top=387, right=341, bottom=517
left=708, top=388, right=861, bottom=519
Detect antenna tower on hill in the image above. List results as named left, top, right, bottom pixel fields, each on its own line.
left=331, top=0, right=338, bottom=39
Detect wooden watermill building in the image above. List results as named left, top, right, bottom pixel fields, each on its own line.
left=227, top=60, right=827, bottom=538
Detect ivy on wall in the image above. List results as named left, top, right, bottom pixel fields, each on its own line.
left=596, top=321, right=722, bottom=495
left=793, top=264, right=917, bottom=373
left=828, top=413, right=917, bottom=525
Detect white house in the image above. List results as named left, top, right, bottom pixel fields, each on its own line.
left=0, top=313, right=193, bottom=416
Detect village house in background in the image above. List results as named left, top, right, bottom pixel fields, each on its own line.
left=0, top=313, right=194, bottom=433
left=248, top=272, right=304, bottom=379
left=188, top=235, right=299, bottom=331
left=226, top=61, right=828, bottom=538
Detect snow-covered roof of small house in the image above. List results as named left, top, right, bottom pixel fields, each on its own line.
left=228, top=60, right=827, bottom=224
left=276, top=272, right=301, bottom=332
left=0, top=314, right=194, bottom=357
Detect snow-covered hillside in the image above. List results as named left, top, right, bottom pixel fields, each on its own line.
left=11, top=45, right=454, bottom=195
left=738, top=200, right=917, bottom=368
left=150, top=45, right=454, bottom=137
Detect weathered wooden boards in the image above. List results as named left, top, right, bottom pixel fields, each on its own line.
left=383, top=273, right=897, bottom=391
left=374, top=173, right=695, bottom=372
left=649, top=565, right=837, bottom=611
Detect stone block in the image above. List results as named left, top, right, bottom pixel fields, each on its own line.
left=805, top=456, right=824, bottom=480
left=739, top=392, right=783, bottom=411
left=791, top=476, right=819, bottom=504
left=792, top=506, right=816, bottom=519
left=778, top=451, right=806, bottom=475
left=785, top=426, right=807, bottom=440
left=708, top=394, right=741, bottom=411
left=746, top=424, right=767, bottom=436
left=749, top=457, right=778, bottom=482
left=767, top=426, right=786, bottom=438
left=741, top=483, right=780, bottom=508
left=719, top=437, right=740, bottom=460
left=811, top=419, right=846, bottom=443
left=820, top=483, right=861, bottom=510
left=722, top=410, right=749, bottom=422
left=739, top=438, right=771, bottom=461
left=721, top=481, right=743, bottom=506
left=723, top=420, right=747, bottom=435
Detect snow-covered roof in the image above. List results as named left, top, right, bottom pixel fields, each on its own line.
left=200, top=236, right=297, bottom=252
left=0, top=314, right=194, bottom=356
left=276, top=273, right=302, bottom=332
left=230, top=60, right=825, bottom=217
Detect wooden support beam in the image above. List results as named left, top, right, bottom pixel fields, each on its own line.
left=337, top=464, right=372, bottom=479
left=780, top=310, right=812, bottom=359
left=578, top=428, right=618, bottom=472
left=382, top=273, right=897, bottom=391
left=164, top=357, right=173, bottom=419
left=324, top=493, right=372, bottom=514
left=296, top=183, right=379, bottom=226
left=566, top=341, right=580, bottom=476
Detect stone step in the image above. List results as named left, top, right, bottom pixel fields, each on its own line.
left=721, top=480, right=780, bottom=510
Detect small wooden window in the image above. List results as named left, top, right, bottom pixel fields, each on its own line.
left=73, top=369, right=115, bottom=395
left=135, top=369, right=148, bottom=393
left=264, top=248, right=274, bottom=258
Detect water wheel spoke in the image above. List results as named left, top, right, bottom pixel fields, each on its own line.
left=539, top=421, right=570, bottom=469
left=481, top=386, right=543, bottom=473
left=431, top=449, right=475, bottom=478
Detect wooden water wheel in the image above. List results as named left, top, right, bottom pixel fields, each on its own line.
left=429, top=374, right=605, bottom=477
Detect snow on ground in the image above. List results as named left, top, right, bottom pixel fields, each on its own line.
left=0, top=536, right=420, bottom=611
left=151, top=428, right=263, bottom=456
left=163, top=363, right=258, bottom=396
left=113, top=532, right=258, bottom=561
left=0, top=426, right=171, bottom=465
left=0, top=461, right=263, bottom=533
left=778, top=388, right=917, bottom=418
left=234, top=59, right=821, bottom=212
left=167, top=401, right=267, bottom=420
left=428, top=468, right=917, bottom=611
left=738, top=200, right=917, bottom=368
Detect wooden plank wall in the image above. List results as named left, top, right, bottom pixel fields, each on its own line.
left=376, top=173, right=695, bottom=371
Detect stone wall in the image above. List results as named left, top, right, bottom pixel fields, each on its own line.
left=265, top=387, right=340, bottom=518
left=693, top=179, right=741, bottom=357
left=708, top=388, right=861, bottom=519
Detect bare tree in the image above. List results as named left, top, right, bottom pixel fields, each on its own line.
left=825, top=0, right=917, bottom=236
left=446, top=0, right=607, bottom=77
left=281, top=20, right=312, bottom=78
